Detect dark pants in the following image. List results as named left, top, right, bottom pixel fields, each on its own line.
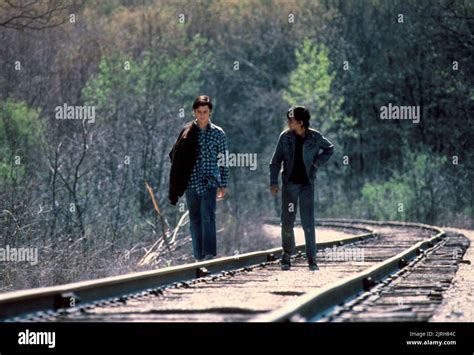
left=281, top=182, right=316, bottom=258
left=185, top=187, right=217, bottom=260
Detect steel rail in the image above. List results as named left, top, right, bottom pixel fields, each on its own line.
left=251, top=220, right=445, bottom=322
left=0, top=222, right=375, bottom=321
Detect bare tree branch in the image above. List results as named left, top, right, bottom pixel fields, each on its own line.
left=0, top=0, right=85, bottom=30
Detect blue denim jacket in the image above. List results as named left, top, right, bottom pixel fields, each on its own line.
left=269, top=128, right=334, bottom=186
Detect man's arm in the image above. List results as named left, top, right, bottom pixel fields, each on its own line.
left=217, top=130, right=229, bottom=188
left=269, top=133, right=284, bottom=187
left=314, top=135, right=334, bottom=167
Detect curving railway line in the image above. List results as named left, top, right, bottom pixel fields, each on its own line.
left=0, top=219, right=469, bottom=323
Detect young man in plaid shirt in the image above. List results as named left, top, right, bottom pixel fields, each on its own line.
left=170, top=95, right=229, bottom=261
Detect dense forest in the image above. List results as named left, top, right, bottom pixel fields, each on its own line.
left=0, top=0, right=472, bottom=291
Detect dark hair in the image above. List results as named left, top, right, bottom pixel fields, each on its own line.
left=287, top=106, right=310, bottom=128
left=192, top=95, right=213, bottom=111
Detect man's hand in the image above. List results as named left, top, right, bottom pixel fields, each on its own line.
left=270, top=185, right=279, bottom=196
left=217, top=188, right=227, bottom=200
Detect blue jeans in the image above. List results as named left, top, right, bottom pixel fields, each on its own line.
left=281, top=182, right=316, bottom=258
left=185, top=187, right=217, bottom=260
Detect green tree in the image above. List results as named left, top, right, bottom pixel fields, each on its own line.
left=0, top=100, right=44, bottom=185
left=283, top=38, right=356, bottom=137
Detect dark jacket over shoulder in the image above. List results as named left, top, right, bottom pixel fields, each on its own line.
left=168, top=121, right=199, bottom=205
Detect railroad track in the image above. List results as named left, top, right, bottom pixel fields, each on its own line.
left=0, top=219, right=468, bottom=322
left=254, top=219, right=469, bottom=322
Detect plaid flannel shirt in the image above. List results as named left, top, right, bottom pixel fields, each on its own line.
left=187, top=120, right=229, bottom=195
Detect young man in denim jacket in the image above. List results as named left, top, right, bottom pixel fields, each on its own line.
left=269, top=106, right=334, bottom=271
